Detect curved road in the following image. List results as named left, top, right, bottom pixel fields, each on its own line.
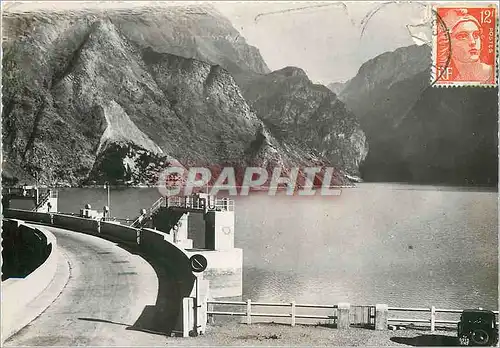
left=4, top=226, right=170, bottom=346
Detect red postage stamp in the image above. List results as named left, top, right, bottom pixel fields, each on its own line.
left=433, top=4, right=498, bottom=86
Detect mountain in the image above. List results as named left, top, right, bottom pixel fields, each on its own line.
left=339, top=45, right=498, bottom=186
left=235, top=67, right=368, bottom=176
left=2, top=6, right=356, bottom=187
left=327, top=82, right=346, bottom=95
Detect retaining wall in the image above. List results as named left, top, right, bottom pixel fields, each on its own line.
left=1, top=220, right=59, bottom=343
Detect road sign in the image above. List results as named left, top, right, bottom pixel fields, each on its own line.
left=190, top=254, right=208, bottom=273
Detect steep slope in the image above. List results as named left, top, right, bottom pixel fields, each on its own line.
left=236, top=67, right=368, bottom=176
left=2, top=5, right=270, bottom=75
left=339, top=45, right=498, bottom=186
left=339, top=44, right=430, bottom=135
left=327, top=82, right=346, bottom=95
left=2, top=8, right=352, bottom=187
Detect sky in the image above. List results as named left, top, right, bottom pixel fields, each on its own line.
left=2, top=1, right=435, bottom=83
left=214, top=2, right=433, bottom=83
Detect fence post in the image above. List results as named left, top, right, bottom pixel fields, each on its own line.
left=375, top=304, right=388, bottom=330
left=246, top=299, right=252, bottom=325
left=291, top=301, right=296, bottom=327
left=182, top=297, right=190, bottom=337
left=430, top=306, right=436, bottom=332
left=337, top=303, right=350, bottom=329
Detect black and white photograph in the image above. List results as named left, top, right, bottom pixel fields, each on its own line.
left=1, top=1, right=498, bottom=346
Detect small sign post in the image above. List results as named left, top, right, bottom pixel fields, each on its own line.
left=190, top=254, right=208, bottom=273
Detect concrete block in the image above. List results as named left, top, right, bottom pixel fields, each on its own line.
left=337, top=303, right=350, bottom=329
left=375, top=304, right=388, bottom=330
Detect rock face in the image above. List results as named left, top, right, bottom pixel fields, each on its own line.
left=339, top=44, right=498, bottom=186
left=2, top=6, right=358, bottom=187
left=327, top=82, right=346, bottom=96
left=235, top=67, right=368, bottom=176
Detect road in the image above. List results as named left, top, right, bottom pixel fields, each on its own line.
left=4, top=226, right=171, bottom=346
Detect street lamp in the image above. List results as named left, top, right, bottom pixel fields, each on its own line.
left=104, top=182, right=110, bottom=217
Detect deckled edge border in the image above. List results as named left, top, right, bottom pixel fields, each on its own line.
left=431, top=2, right=499, bottom=88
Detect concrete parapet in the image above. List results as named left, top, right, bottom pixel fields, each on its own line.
left=375, top=304, right=389, bottom=330
left=337, top=303, right=351, bottom=329
left=4, top=209, right=52, bottom=224
left=52, top=214, right=99, bottom=233
left=140, top=228, right=171, bottom=254
left=1, top=224, right=58, bottom=343
left=100, top=221, right=139, bottom=243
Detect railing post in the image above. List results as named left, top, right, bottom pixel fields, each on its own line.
left=430, top=306, right=436, bottom=332
left=291, top=301, right=296, bottom=327
left=337, top=303, right=350, bottom=329
left=375, top=304, right=388, bottom=330
left=182, top=297, right=191, bottom=338
left=246, top=299, right=252, bottom=325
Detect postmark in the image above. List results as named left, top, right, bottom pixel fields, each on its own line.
left=432, top=4, right=498, bottom=87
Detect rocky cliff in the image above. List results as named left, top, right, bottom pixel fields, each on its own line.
left=235, top=67, right=368, bottom=176
left=326, top=82, right=346, bottom=96
left=339, top=45, right=498, bottom=186
left=2, top=5, right=357, bottom=187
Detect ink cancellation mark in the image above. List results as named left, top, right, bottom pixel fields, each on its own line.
left=432, top=4, right=498, bottom=87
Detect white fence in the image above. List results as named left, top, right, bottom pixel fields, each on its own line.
left=207, top=300, right=339, bottom=326
left=388, top=306, right=499, bottom=331
left=207, top=300, right=498, bottom=331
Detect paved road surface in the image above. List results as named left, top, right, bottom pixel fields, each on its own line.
left=4, top=226, right=170, bottom=346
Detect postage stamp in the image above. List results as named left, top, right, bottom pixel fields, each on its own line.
left=432, top=4, right=498, bottom=87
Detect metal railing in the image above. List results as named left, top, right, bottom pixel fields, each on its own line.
left=130, top=197, right=166, bottom=227
left=33, top=192, right=50, bottom=211
left=167, top=195, right=234, bottom=212
left=207, top=299, right=338, bottom=326
left=33, top=190, right=57, bottom=211
left=388, top=306, right=499, bottom=331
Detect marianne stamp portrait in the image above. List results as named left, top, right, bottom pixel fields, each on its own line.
left=433, top=5, right=497, bottom=86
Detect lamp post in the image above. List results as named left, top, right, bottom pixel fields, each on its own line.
left=105, top=182, right=110, bottom=217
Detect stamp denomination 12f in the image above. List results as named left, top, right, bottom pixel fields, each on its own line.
left=433, top=4, right=497, bottom=87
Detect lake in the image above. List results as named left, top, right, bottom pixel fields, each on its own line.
left=57, top=183, right=498, bottom=311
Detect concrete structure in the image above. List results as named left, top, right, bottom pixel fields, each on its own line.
left=375, top=303, right=388, bottom=330
left=3, top=207, right=210, bottom=337
left=150, top=193, right=243, bottom=298
left=1, top=219, right=59, bottom=343
left=337, top=303, right=351, bottom=329
left=3, top=193, right=242, bottom=337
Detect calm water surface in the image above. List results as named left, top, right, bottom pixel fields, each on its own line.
left=58, top=183, right=498, bottom=311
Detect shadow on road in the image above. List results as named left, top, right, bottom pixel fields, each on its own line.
left=97, top=237, right=184, bottom=336
left=78, top=316, right=171, bottom=337
left=390, top=335, right=459, bottom=346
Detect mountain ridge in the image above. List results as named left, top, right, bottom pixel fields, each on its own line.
left=2, top=6, right=359, bottom=187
